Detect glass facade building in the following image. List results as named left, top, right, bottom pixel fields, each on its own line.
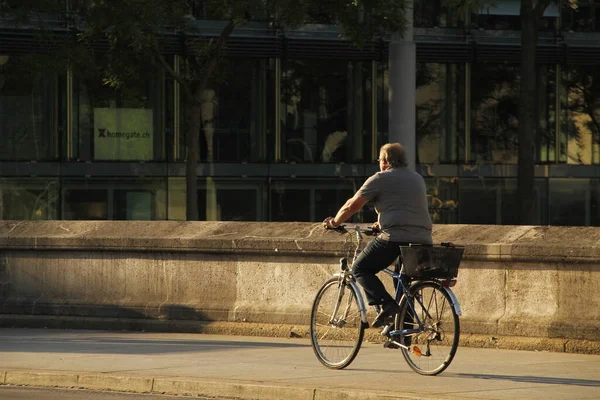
left=2, top=1, right=600, bottom=225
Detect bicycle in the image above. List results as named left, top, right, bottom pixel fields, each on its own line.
left=309, top=225, right=464, bottom=375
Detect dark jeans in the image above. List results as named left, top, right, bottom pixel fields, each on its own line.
left=352, top=237, right=407, bottom=306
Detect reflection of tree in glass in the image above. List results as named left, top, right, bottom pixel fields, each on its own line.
left=0, top=55, right=56, bottom=161
left=471, top=66, right=520, bottom=163
left=564, top=67, right=600, bottom=164
left=535, top=65, right=559, bottom=163
left=1, top=181, right=58, bottom=220
left=416, top=63, right=465, bottom=164
left=416, top=63, right=443, bottom=164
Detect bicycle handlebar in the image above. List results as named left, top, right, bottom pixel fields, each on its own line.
left=326, top=224, right=379, bottom=236
left=327, top=225, right=461, bottom=247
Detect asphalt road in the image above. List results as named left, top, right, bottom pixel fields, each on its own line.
left=0, top=328, right=599, bottom=400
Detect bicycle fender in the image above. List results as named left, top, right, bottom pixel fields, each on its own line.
left=442, top=287, right=462, bottom=317
left=331, top=274, right=369, bottom=324
left=347, top=280, right=369, bottom=324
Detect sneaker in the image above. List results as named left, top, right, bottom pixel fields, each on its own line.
left=372, top=302, right=401, bottom=328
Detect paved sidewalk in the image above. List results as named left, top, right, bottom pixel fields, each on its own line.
left=0, top=328, right=599, bottom=400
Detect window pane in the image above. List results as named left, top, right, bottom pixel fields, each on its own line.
left=537, top=65, right=558, bottom=163
left=281, top=60, right=372, bottom=163
left=270, top=179, right=370, bottom=223
left=62, top=179, right=167, bottom=220
left=167, top=178, right=186, bottom=221
left=0, top=55, right=60, bottom=161
left=114, top=190, right=154, bottom=220
left=315, top=186, right=356, bottom=220
left=180, top=59, right=274, bottom=162
left=165, top=56, right=177, bottom=162
left=471, top=65, right=519, bottom=164
left=460, top=177, right=548, bottom=225
left=73, top=68, right=165, bottom=161
left=425, top=177, right=458, bottom=224
left=163, top=178, right=266, bottom=221
left=549, top=178, right=588, bottom=226
left=458, top=178, right=499, bottom=224
left=564, top=66, right=600, bottom=164
left=270, top=184, right=311, bottom=222
left=417, top=63, right=465, bottom=164
left=0, top=178, right=59, bottom=220
left=63, top=189, right=109, bottom=220
left=197, top=179, right=264, bottom=221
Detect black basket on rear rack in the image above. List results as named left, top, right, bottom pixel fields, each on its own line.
left=399, top=245, right=464, bottom=279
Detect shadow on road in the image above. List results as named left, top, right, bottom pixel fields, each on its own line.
left=454, top=373, right=600, bottom=387
left=0, top=336, right=310, bottom=355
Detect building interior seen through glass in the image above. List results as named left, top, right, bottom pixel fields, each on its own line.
left=281, top=59, right=373, bottom=164
left=179, top=58, right=274, bottom=163
left=61, top=179, right=167, bottom=221
left=3, top=0, right=600, bottom=228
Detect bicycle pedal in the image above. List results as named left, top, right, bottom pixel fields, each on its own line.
left=383, top=340, right=400, bottom=350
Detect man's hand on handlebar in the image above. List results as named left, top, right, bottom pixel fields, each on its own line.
left=322, top=217, right=339, bottom=230
left=362, top=222, right=380, bottom=236
left=370, top=221, right=381, bottom=233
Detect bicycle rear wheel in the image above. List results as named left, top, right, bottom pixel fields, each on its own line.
left=310, top=277, right=365, bottom=369
left=396, top=281, right=459, bottom=375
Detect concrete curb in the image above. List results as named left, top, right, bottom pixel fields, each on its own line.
left=78, top=374, right=153, bottom=393
left=0, top=370, right=447, bottom=400
left=5, top=371, right=78, bottom=388
left=153, top=378, right=314, bottom=400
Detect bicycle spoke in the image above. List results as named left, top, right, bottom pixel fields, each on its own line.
left=318, top=328, right=332, bottom=341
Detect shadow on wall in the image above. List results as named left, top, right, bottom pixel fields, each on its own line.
left=0, top=301, right=220, bottom=323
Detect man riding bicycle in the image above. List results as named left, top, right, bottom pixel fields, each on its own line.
left=323, top=143, right=433, bottom=328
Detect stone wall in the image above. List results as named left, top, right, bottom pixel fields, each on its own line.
left=1, top=221, right=599, bottom=353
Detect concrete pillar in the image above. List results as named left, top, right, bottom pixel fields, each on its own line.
left=388, top=2, right=416, bottom=170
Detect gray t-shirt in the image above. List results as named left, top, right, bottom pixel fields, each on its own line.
left=357, top=167, right=432, bottom=244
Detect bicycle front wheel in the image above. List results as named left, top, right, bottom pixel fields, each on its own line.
left=396, top=281, right=460, bottom=375
left=310, top=277, right=365, bottom=369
